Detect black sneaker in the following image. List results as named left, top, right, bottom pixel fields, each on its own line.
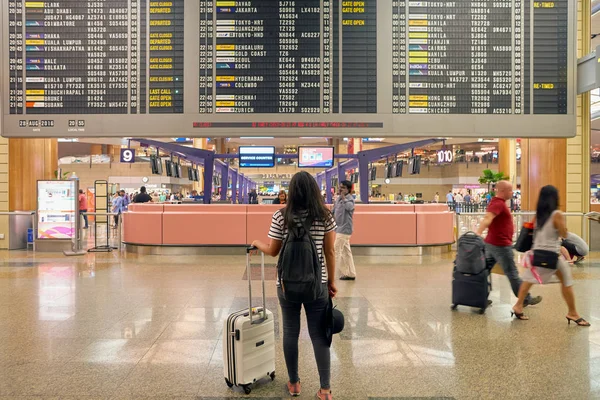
left=524, top=296, right=543, bottom=307
left=340, top=276, right=356, bottom=281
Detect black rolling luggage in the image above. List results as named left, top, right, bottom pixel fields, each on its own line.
left=451, top=267, right=492, bottom=314
left=451, top=232, right=492, bottom=314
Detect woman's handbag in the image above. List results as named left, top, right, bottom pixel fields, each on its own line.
left=532, top=249, right=559, bottom=270
left=514, top=222, right=534, bottom=253
left=325, top=297, right=345, bottom=347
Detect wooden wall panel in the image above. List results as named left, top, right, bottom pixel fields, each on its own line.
left=9, top=139, right=58, bottom=211
left=520, top=138, right=567, bottom=212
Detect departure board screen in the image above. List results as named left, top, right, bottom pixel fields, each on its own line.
left=1, top=0, right=577, bottom=137
left=5, top=0, right=184, bottom=116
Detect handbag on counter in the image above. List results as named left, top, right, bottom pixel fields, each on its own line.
left=531, top=249, right=559, bottom=270
left=514, top=222, right=534, bottom=253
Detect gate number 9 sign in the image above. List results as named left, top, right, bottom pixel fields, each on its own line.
left=120, top=149, right=135, bottom=163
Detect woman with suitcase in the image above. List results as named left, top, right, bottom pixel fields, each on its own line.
left=252, top=171, right=338, bottom=399
left=511, top=185, right=590, bottom=326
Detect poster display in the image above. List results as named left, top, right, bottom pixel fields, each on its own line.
left=37, top=180, right=77, bottom=240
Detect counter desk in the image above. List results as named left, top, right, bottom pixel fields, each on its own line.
left=122, top=203, right=454, bottom=254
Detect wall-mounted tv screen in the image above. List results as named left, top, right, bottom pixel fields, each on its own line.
left=164, top=160, right=172, bottom=177
left=239, top=146, right=275, bottom=168
left=298, top=146, right=334, bottom=168
left=408, top=156, right=422, bottom=175
left=150, top=155, right=160, bottom=175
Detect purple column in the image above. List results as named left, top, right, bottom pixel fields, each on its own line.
left=230, top=170, right=238, bottom=204
left=358, top=153, right=370, bottom=204
left=220, top=164, right=229, bottom=202
left=203, top=155, right=214, bottom=204
left=238, top=174, right=244, bottom=204
left=325, top=168, right=335, bottom=204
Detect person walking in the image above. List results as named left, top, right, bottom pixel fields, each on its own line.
left=511, top=185, right=589, bottom=326
left=78, top=189, right=88, bottom=229
left=111, top=192, right=124, bottom=227
left=252, top=171, right=337, bottom=400
left=446, top=190, right=454, bottom=204
left=120, top=190, right=129, bottom=211
left=333, top=180, right=356, bottom=281
left=434, top=192, right=440, bottom=203
left=476, top=181, right=542, bottom=307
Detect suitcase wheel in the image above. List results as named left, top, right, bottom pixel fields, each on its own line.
left=451, top=304, right=458, bottom=311
left=479, top=308, right=486, bottom=315
left=225, top=378, right=233, bottom=388
left=243, top=385, right=252, bottom=395
left=270, top=371, right=276, bottom=381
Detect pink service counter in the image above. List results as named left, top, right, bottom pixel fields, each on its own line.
left=123, top=203, right=454, bottom=249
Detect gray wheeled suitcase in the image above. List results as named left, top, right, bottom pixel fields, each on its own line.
left=223, top=247, right=276, bottom=395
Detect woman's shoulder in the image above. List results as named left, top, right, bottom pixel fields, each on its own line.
left=272, top=208, right=284, bottom=219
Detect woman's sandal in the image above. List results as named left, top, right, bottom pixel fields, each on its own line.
left=511, top=310, right=529, bottom=320
left=566, top=316, right=591, bottom=327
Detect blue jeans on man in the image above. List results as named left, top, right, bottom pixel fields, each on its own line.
left=80, top=209, right=88, bottom=229
left=485, top=243, right=533, bottom=304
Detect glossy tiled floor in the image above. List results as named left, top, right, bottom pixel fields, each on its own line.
left=0, top=250, right=600, bottom=399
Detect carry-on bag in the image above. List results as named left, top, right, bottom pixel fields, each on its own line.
left=451, top=266, right=492, bottom=314
left=455, top=232, right=486, bottom=275
left=223, top=247, right=275, bottom=395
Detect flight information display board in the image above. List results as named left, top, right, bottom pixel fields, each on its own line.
left=1, top=0, right=577, bottom=137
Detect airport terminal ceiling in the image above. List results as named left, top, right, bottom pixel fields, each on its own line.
left=1, top=0, right=577, bottom=138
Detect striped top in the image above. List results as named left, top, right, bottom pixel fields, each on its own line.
left=268, top=208, right=337, bottom=286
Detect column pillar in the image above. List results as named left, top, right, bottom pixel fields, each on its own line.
left=565, top=0, right=591, bottom=235
left=9, top=138, right=58, bottom=212
left=520, top=138, right=567, bottom=211
left=521, top=0, right=589, bottom=230
left=214, top=138, right=227, bottom=154
left=498, top=139, right=517, bottom=186
left=90, top=144, right=103, bottom=155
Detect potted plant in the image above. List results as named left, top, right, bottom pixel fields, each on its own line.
left=478, top=169, right=509, bottom=196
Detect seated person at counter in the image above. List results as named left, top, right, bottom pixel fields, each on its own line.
left=273, top=190, right=287, bottom=205
left=189, top=190, right=203, bottom=201
left=133, top=186, right=153, bottom=203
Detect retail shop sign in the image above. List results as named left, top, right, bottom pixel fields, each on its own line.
left=120, top=149, right=135, bottom=163
left=437, top=150, right=453, bottom=164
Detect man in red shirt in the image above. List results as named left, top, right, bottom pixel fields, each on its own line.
left=477, top=181, right=541, bottom=306
left=78, top=189, right=89, bottom=229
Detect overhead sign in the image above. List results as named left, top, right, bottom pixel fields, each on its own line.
left=239, top=146, right=275, bottom=168
left=437, top=150, right=453, bottom=164
left=120, top=149, right=135, bottom=163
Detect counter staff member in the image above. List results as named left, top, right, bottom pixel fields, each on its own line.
left=476, top=181, right=542, bottom=307
left=334, top=181, right=356, bottom=281
left=273, top=190, right=287, bottom=205
left=133, top=186, right=153, bottom=203
left=189, top=190, right=203, bottom=201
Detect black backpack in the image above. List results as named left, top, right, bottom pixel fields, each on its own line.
left=277, top=215, right=323, bottom=303
left=455, top=232, right=486, bottom=275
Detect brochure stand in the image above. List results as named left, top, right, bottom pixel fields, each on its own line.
left=88, top=180, right=115, bottom=252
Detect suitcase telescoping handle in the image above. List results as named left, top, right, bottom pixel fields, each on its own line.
left=246, top=246, right=267, bottom=324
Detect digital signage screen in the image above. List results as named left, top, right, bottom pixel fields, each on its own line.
left=37, top=180, right=77, bottom=240
left=239, top=146, right=275, bottom=168
left=298, top=147, right=335, bottom=168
